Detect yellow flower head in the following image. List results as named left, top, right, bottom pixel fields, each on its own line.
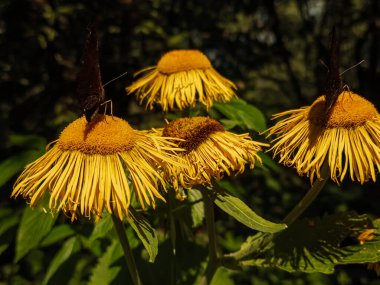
left=357, top=228, right=376, bottom=245
left=267, top=91, right=380, bottom=184
left=12, top=115, right=183, bottom=221
left=126, top=50, right=237, bottom=111
left=156, top=116, right=266, bottom=189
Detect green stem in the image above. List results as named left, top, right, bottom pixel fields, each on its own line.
left=282, top=163, right=329, bottom=225
left=198, top=189, right=219, bottom=285
left=112, top=215, right=142, bottom=285
left=225, top=162, right=330, bottom=261
left=168, top=191, right=176, bottom=285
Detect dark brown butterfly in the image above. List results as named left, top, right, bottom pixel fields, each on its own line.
left=324, top=27, right=343, bottom=114
left=77, top=24, right=105, bottom=123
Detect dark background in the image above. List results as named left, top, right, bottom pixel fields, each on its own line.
left=1, top=0, right=380, bottom=284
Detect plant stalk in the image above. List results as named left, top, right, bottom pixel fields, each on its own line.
left=112, top=215, right=142, bottom=285
left=225, top=162, right=330, bottom=261
left=199, top=189, right=219, bottom=285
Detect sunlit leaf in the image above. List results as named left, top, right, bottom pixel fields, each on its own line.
left=213, top=99, right=267, bottom=132
left=214, top=192, right=286, bottom=233
left=210, top=267, right=235, bottom=285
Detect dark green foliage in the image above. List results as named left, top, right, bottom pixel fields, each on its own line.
left=1, top=1, right=380, bottom=285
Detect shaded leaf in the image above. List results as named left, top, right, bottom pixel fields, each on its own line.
left=42, top=236, right=81, bottom=285
left=214, top=192, right=286, bottom=233
left=0, top=210, right=20, bottom=236
left=127, top=209, right=158, bottom=262
left=15, top=206, right=55, bottom=262
left=188, top=189, right=204, bottom=227
left=89, top=213, right=114, bottom=244
left=0, top=150, right=43, bottom=187
left=243, top=212, right=379, bottom=274
left=8, top=134, right=47, bottom=149
left=40, top=224, right=75, bottom=247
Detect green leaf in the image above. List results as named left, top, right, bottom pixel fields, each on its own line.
left=88, top=239, right=123, bottom=285
left=8, top=134, right=47, bottom=149
left=243, top=212, right=380, bottom=274
left=188, top=189, right=204, bottom=227
left=0, top=210, right=20, bottom=236
left=214, top=192, right=286, bottom=233
left=0, top=150, right=44, bottom=187
left=15, top=206, right=55, bottom=262
left=89, top=213, right=114, bottom=244
left=127, top=209, right=158, bottom=262
left=258, top=153, right=281, bottom=173
left=42, top=236, right=81, bottom=285
left=213, top=99, right=267, bottom=132
left=40, top=224, right=75, bottom=247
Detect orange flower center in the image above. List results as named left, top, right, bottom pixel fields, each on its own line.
left=163, top=117, right=224, bottom=152
left=308, top=91, right=378, bottom=128
left=157, top=50, right=212, bottom=74
left=57, top=115, right=136, bottom=155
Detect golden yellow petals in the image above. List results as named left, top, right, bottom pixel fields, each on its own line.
left=160, top=117, right=267, bottom=189
left=126, top=49, right=237, bottom=111
left=267, top=91, right=380, bottom=184
left=12, top=115, right=184, bottom=221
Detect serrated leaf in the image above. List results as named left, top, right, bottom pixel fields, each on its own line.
left=40, top=224, right=75, bottom=247
left=213, top=99, right=266, bottom=132
left=127, top=209, right=158, bottom=262
left=88, top=239, right=123, bottom=285
left=188, top=189, right=204, bottom=227
left=243, top=212, right=380, bottom=274
left=42, top=236, right=81, bottom=285
left=0, top=150, right=43, bottom=187
left=214, top=192, right=286, bottom=233
left=15, top=206, right=55, bottom=262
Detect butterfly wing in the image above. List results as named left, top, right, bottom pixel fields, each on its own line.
left=324, top=27, right=342, bottom=114
left=77, top=24, right=105, bottom=122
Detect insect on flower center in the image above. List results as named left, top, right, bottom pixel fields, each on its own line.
left=308, top=91, right=378, bottom=128
left=163, top=117, right=224, bottom=152
left=57, top=115, right=136, bottom=155
left=157, top=50, right=212, bottom=74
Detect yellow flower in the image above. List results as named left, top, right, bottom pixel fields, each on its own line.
left=155, top=116, right=267, bottom=190
left=357, top=228, right=376, bottom=245
left=126, top=50, right=237, bottom=111
left=267, top=91, right=380, bottom=184
left=12, top=115, right=183, bottom=221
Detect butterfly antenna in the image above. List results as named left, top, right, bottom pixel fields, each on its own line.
left=340, top=60, right=365, bottom=76
left=103, top=71, right=129, bottom=88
